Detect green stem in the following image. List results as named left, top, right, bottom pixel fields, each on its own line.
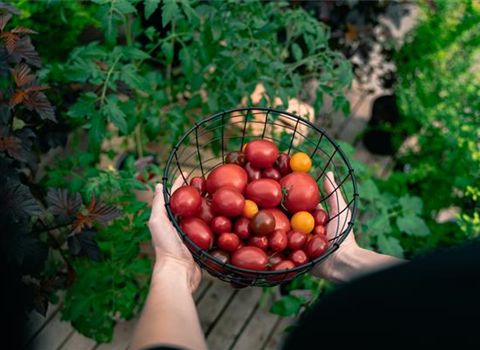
left=123, top=15, right=132, bottom=46
left=135, top=123, right=143, bottom=158
left=99, top=54, right=122, bottom=111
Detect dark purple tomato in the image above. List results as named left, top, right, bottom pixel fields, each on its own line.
left=244, top=162, right=262, bottom=182
left=275, top=153, right=292, bottom=176
left=226, top=151, right=246, bottom=166
left=195, top=198, right=215, bottom=225
left=261, top=208, right=291, bottom=232
left=262, top=167, right=282, bottom=181
left=190, top=176, right=207, bottom=197
left=250, top=210, right=276, bottom=236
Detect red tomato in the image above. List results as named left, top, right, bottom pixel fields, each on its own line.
left=262, top=167, right=281, bottom=181
left=261, top=208, right=291, bottom=232
left=226, top=151, right=246, bottom=166
left=313, top=209, right=329, bottom=226
left=280, top=172, right=320, bottom=214
left=275, top=153, right=292, bottom=176
left=190, top=176, right=206, bottom=196
left=232, top=246, right=269, bottom=271
left=206, top=164, right=248, bottom=195
left=306, top=234, right=329, bottom=259
left=218, top=232, right=241, bottom=252
left=180, top=217, right=214, bottom=250
left=287, top=230, right=308, bottom=251
left=236, top=241, right=245, bottom=250
left=248, top=236, right=269, bottom=251
left=250, top=210, right=276, bottom=236
left=212, top=187, right=245, bottom=217
left=170, top=186, right=202, bottom=216
left=211, top=216, right=233, bottom=235
left=267, top=260, right=296, bottom=281
left=313, top=225, right=326, bottom=236
left=195, top=198, right=216, bottom=225
left=246, top=179, right=282, bottom=207
left=269, top=252, right=285, bottom=266
left=289, top=250, right=309, bottom=267
left=244, top=139, right=279, bottom=168
left=244, top=162, right=262, bottom=182
left=234, top=217, right=252, bottom=240
left=269, top=229, right=288, bottom=252
left=208, top=249, right=230, bottom=274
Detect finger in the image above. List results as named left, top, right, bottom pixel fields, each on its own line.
left=150, top=173, right=188, bottom=221
left=323, top=171, right=347, bottom=214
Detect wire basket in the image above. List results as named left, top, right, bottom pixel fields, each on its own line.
left=163, top=107, right=358, bottom=287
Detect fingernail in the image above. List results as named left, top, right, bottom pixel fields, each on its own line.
left=155, top=184, right=162, bottom=193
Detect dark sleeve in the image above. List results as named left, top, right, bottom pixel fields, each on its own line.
left=282, top=242, right=480, bottom=348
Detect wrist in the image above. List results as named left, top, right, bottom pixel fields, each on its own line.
left=152, top=258, right=191, bottom=290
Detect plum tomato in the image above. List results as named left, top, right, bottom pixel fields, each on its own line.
left=290, top=211, right=315, bottom=233
left=269, top=252, right=285, bottom=266
left=290, top=152, right=312, bottom=173
left=262, top=167, right=281, bottom=181
left=170, top=186, right=202, bottom=216
left=246, top=179, right=282, bottom=207
left=287, top=230, right=308, bottom=251
left=208, top=249, right=230, bottom=275
left=313, top=225, right=326, bottom=236
left=211, top=216, right=233, bottom=235
left=195, top=198, right=215, bottom=225
left=218, top=232, right=241, bottom=252
left=232, top=246, right=269, bottom=271
left=242, top=199, right=259, bottom=219
left=226, top=151, right=246, bottom=166
left=244, top=162, right=262, bottom=182
left=275, top=152, right=292, bottom=176
left=180, top=217, right=214, bottom=250
left=289, top=249, right=309, bottom=267
left=272, top=260, right=296, bottom=271
left=250, top=210, right=276, bottom=236
left=248, top=236, right=269, bottom=251
left=306, top=234, right=329, bottom=259
left=206, top=164, right=248, bottom=195
left=212, top=187, right=245, bottom=217
left=234, top=217, right=252, bottom=240
left=244, top=139, right=279, bottom=168
left=261, top=208, right=291, bottom=232
left=190, top=176, right=206, bottom=196
left=313, top=208, right=329, bottom=226
left=280, top=172, right=320, bottom=214
left=269, top=229, right=288, bottom=252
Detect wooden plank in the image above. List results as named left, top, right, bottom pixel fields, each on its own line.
left=262, top=316, right=296, bottom=350
left=27, top=311, right=74, bottom=350
left=95, top=318, right=138, bottom=350
left=193, top=277, right=213, bottom=304
left=58, top=331, right=96, bottom=350
left=24, top=293, right=64, bottom=346
left=206, top=287, right=262, bottom=350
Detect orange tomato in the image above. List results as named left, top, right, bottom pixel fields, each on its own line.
left=290, top=152, right=312, bottom=172
left=291, top=211, right=315, bottom=233
left=242, top=199, right=259, bottom=219
left=241, top=143, right=248, bottom=153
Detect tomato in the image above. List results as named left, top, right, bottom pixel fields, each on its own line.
left=306, top=234, right=329, bottom=259
left=232, top=246, right=269, bottom=271
left=218, top=232, right=241, bottom=252
left=261, top=208, right=291, bottom=232
left=287, top=230, right=308, bottom=250
left=313, top=225, right=326, bottom=236
left=212, top=187, right=245, bottom=217
left=236, top=240, right=245, bottom=250
left=250, top=210, right=276, bottom=236
left=206, top=164, right=248, bottom=195
left=234, top=217, right=252, bottom=240
left=291, top=211, right=315, bottom=233
left=244, top=162, right=262, bottom=182
left=170, top=186, right=202, bottom=216
left=211, top=216, right=233, bottom=235
left=248, top=236, right=269, bottom=251
left=242, top=143, right=248, bottom=153
left=180, top=217, right=214, bottom=250
left=244, top=139, right=279, bottom=168
left=195, top=198, right=215, bottom=225
left=289, top=249, right=309, bottom=267
left=269, top=252, right=285, bottom=266
left=272, top=260, right=296, bottom=272
left=290, top=152, right=312, bottom=173
left=280, top=172, right=320, bottom=214
left=208, top=249, right=230, bottom=274
left=246, top=179, right=282, bottom=207
left=275, top=152, right=292, bottom=176
left=242, top=199, right=259, bottom=219
left=262, top=167, right=281, bottom=181
left=190, top=176, right=206, bottom=196
left=226, top=151, right=246, bottom=166
left=313, top=209, right=328, bottom=226
left=269, top=229, right=288, bottom=252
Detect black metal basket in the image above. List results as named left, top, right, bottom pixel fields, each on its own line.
left=163, top=107, right=358, bottom=287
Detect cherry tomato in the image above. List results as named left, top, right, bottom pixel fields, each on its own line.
left=170, top=186, right=202, bottom=216
left=246, top=179, right=282, bottom=207
left=269, top=252, right=285, bottom=266
left=244, top=139, right=279, bottom=168
left=269, top=229, right=288, bottom=252
left=212, top=187, right=245, bottom=217
left=208, top=249, right=230, bottom=274
left=306, top=234, right=329, bottom=259
left=289, top=249, right=309, bottom=267
left=275, top=153, right=292, bottom=176
left=234, top=217, right=252, bottom=240
left=262, top=167, right=281, bottom=181
left=236, top=240, right=245, bottom=250
left=206, top=164, right=248, bottom=195
left=218, top=232, right=241, bottom=252
left=232, top=246, right=269, bottom=271
left=290, top=152, right=312, bottom=173
left=226, top=151, right=246, bottom=166
left=280, top=172, right=320, bottom=214
left=250, top=210, right=276, bottom=236
left=190, top=176, right=207, bottom=196
left=211, top=216, right=233, bottom=235
left=242, top=143, right=248, bottom=153
left=243, top=199, right=259, bottom=219
left=248, top=236, right=269, bottom=251
left=195, top=198, right=215, bottom=225
left=291, top=211, right=315, bottom=233
left=313, top=209, right=329, bottom=226
left=244, top=162, right=262, bottom=182
left=272, top=260, right=296, bottom=272
left=287, top=230, right=308, bottom=250
left=261, top=208, right=291, bottom=232
left=180, top=217, right=214, bottom=250
left=313, top=225, right=326, bottom=236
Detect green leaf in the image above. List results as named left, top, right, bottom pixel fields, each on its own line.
left=291, top=42, right=303, bottom=61
left=399, top=195, right=423, bottom=215
left=121, top=47, right=150, bottom=60
left=359, top=179, right=380, bottom=201
left=270, top=295, right=305, bottom=317
left=162, top=0, right=180, bottom=27
left=162, top=41, right=174, bottom=64
left=120, top=64, right=149, bottom=90
left=145, top=0, right=160, bottom=19
left=68, top=92, right=98, bottom=118
left=181, top=0, right=200, bottom=26
left=336, top=60, right=353, bottom=88
left=114, top=0, right=137, bottom=15
left=179, top=46, right=193, bottom=78
left=89, top=111, right=105, bottom=153
left=365, top=214, right=392, bottom=235
left=377, top=234, right=404, bottom=258
left=396, top=214, right=430, bottom=237
left=103, top=95, right=128, bottom=134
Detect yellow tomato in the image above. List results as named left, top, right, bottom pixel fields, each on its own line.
left=243, top=199, right=259, bottom=219
left=291, top=211, right=315, bottom=233
left=290, top=152, right=312, bottom=172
